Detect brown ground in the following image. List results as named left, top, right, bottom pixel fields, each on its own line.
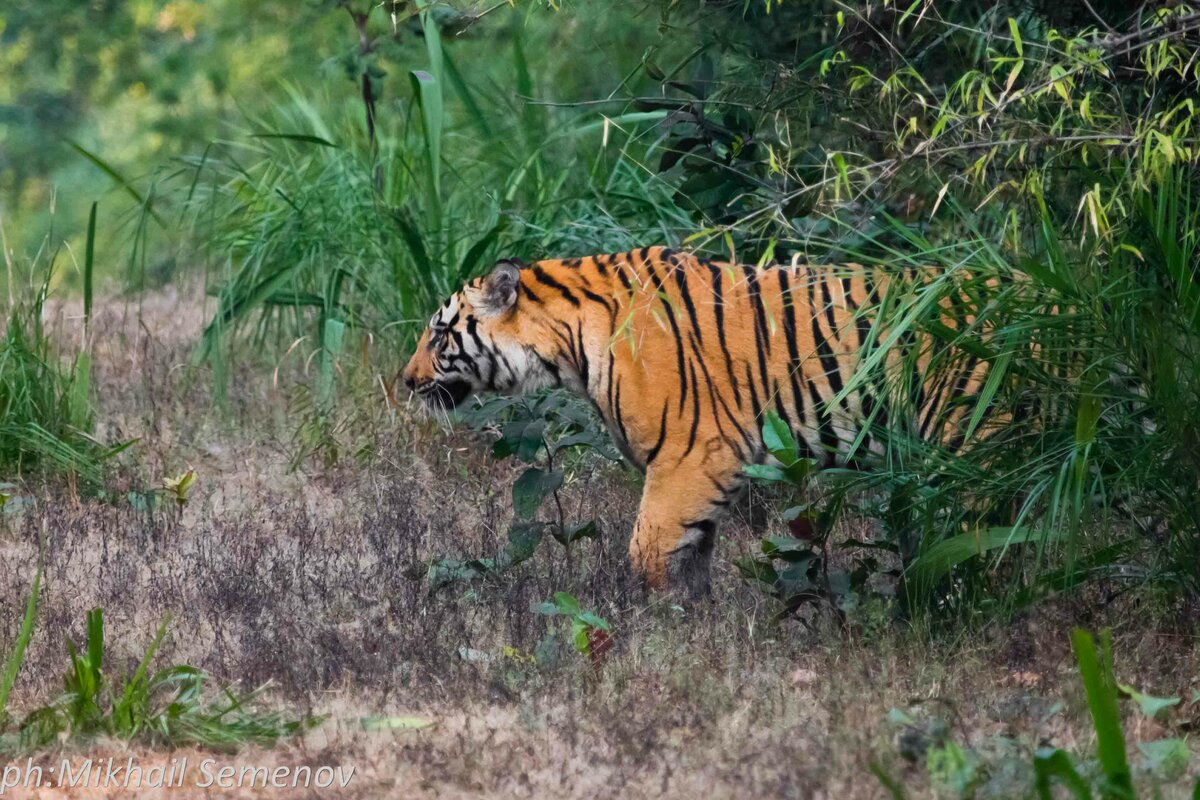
left=1, top=289, right=1198, bottom=798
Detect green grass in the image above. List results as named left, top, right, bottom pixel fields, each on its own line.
left=0, top=223, right=128, bottom=486
left=0, top=600, right=315, bottom=755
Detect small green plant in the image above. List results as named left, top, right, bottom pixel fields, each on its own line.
left=737, top=410, right=894, bottom=620
left=0, top=606, right=316, bottom=754
left=161, top=467, right=197, bottom=508
left=533, top=591, right=613, bottom=670
left=467, top=390, right=618, bottom=542
left=422, top=391, right=618, bottom=590
left=926, top=739, right=982, bottom=796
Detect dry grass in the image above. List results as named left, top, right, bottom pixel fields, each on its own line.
left=2, top=289, right=1198, bottom=798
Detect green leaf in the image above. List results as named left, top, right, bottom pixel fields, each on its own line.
left=743, top=464, right=788, bottom=482
left=1118, top=684, right=1180, bottom=720
left=551, top=592, right=581, bottom=617
left=870, top=761, right=909, bottom=800
left=1008, top=17, right=1023, bottom=57
left=68, top=352, right=92, bottom=431
left=317, top=316, right=346, bottom=414
left=905, top=527, right=1051, bottom=589
left=495, top=418, right=547, bottom=463
left=576, top=611, right=610, bottom=631
left=457, top=217, right=508, bottom=283
left=761, top=536, right=812, bottom=556
left=761, top=410, right=798, bottom=463
left=86, top=608, right=104, bottom=673
left=500, top=522, right=546, bottom=567
left=411, top=3, right=444, bottom=234
left=65, top=140, right=165, bottom=227
left=552, top=519, right=598, bottom=547
left=572, top=623, right=590, bottom=656
left=1137, top=739, right=1189, bottom=781
left=1033, top=747, right=1091, bottom=800
left=782, top=458, right=818, bottom=485
left=734, top=555, right=779, bottom=589
left=511, top=468, right=563, bottom=519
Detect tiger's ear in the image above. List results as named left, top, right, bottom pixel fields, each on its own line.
left=469, top=259, right=524, bottom=317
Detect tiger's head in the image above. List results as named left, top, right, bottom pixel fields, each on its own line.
left=400, top=258, right=558, bottom=411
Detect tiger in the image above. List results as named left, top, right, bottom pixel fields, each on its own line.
left=400, top=246, right=991, bottom=596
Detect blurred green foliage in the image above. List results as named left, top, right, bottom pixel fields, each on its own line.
left=0, top=0, right=685, bottom=283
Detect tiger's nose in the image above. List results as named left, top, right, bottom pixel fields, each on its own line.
left=403, top=373, right=418, bottom=391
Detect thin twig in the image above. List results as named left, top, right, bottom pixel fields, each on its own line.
left=1082, top=0, right=1117, bottom=33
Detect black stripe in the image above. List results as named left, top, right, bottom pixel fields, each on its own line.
left=744, top=266, right=773, bottom=357
left=688, top=333, right=749, bottom=459
left=532, top=265, right=581, bottom=307
left=495, top=351, right=516, bottom=388
left=708, top=264, right=742, bottom=408
left=606, top=348, right=617, bottom=424
left=613, top=380, right=630, bottom=449
left=615, top=259, right=632, bottom=292
left=670, top=253, right=705, bottom=347
left=744, top=267, right=774, bottom=412
left=776, top=269, right=814, bottom=457
left=811, top=277, right=849, bottom=410
left=576, top=321, right=590, bottom=390
left=537, top=354, right=562, bottom=384
left=744, top=362, right=764, bottom=448
left=520, top=283, right=542, bottom=304
left=580, top=286, right=617, bottom=316
left=681, top=359, right=702, bottom=460
left=553, top=321, right=576, bottom=363
left=643, top=256, right=689, bottom=416
left=814, top=276, right=845, bottom=397
left=772, top=380, right=793, bottom=432
left=645, top=403, right=670, bottom=465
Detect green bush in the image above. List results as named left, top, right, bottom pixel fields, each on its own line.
left=0, top=215, right=128, bottom=486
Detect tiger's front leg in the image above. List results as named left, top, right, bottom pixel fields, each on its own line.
left=628, top=462, right=742, bottom=598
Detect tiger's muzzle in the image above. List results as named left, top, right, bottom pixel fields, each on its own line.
left=408, top=377, right=472, bottom=411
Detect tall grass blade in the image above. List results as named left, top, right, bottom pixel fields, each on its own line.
left=250, top=132, right=339, bottom=148
left=0, top=561, right=41, bottom=725
left=83, top=201, right=96, bottom=334
left=64, top=140, right=165, bottom=227
left=86, top=608, right=104, bottom=675
left=1070, top=629, right=1133, bottom=799
left=442, top=49, right=493, bottom=139
left=412, top=0, right=445, bottom=240
left=317, top=316, right=346, bottom=414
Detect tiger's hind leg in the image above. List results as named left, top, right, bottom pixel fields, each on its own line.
left=628, top=463, right=741, bottom=598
